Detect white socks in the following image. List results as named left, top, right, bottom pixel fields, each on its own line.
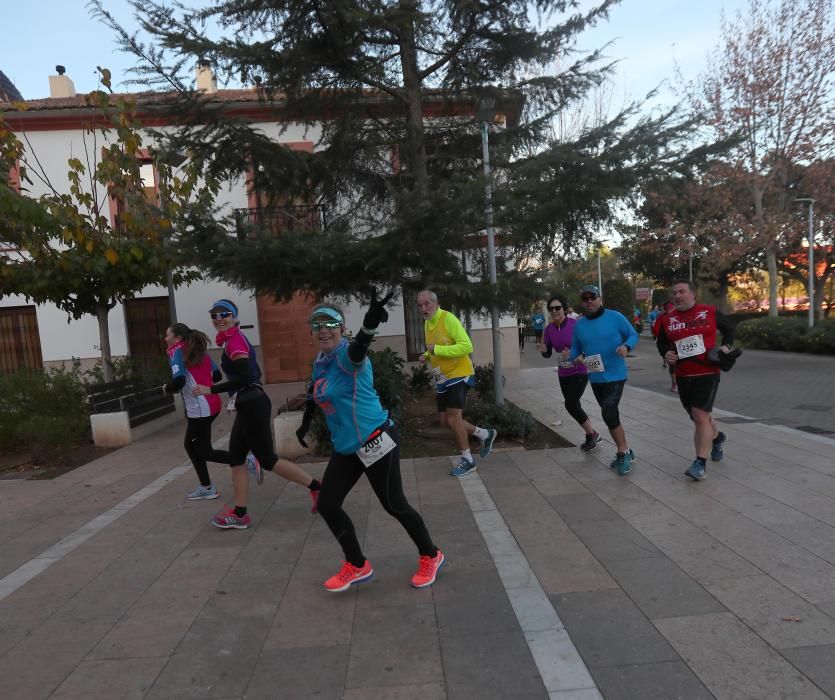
left=472, top=426, right=489, bottom=441
left=461, top=449, right=473, bottom=462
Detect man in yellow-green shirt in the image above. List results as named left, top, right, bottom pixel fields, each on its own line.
left=417, top=289, right=497, bottom=477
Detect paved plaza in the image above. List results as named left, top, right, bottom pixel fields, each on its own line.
left=2, top=368, right=835, bottom=698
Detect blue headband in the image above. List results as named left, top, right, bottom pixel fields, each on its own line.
left=309, top=306, right=344, bottom=325
left=210, top=299, right=238, bottom=317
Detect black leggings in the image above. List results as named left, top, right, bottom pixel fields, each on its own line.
left=317, top=426, right=437, bottom=567
left=185, top=414, right=231, bottom=486
left=228, top=392, right=278, bottom=469
left=558, top=374, right=589, bottom=426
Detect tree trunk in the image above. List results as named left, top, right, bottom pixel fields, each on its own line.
left=766, top=246, right=779, bottom=317
left=716, top=272, right=730, bottom=313
left=398, top=1, right=429, bottom=199
left=95, top=304, right=114, bottom=383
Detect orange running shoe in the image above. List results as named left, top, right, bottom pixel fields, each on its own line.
left=411, top=550, right=445, bottom=588
left=324, top=560, right=374, bottom=592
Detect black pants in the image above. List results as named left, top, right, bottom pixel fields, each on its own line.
left=185, top=414, right=231, bottom=486
left=558, top=374, right=589, bottom=426
left=228, top=391, right=278, bottom=469
left=317, top=426, right=437, bottom=567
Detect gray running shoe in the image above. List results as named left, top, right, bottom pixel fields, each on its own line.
left=186, top=484, right=218, bottom=500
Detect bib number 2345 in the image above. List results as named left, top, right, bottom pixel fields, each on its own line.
left=357, top=429, right=397, bottom=467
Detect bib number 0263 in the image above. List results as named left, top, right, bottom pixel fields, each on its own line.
left=356, top=428, right=397, bottom=467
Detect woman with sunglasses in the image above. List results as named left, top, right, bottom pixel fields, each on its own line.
left=537, top=295, right=602, bottom=452
left=193, top=299, right=321, bottom=529
left=296, top=292, right=444, bottom=593
left=163, top=323, right=230, bottom=500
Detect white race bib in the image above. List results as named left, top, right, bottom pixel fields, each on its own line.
left=356, top=429, right=397, bottom=467
left=584, top=354, right=605, bottom=373
left=675, top=334, right=706, bottom=359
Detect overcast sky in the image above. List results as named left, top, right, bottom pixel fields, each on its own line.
left=2, top=0, right=746, bottom=102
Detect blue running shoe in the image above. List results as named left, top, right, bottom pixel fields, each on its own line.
left=479, top=428, right=497, bottom=459
left=611, top=449, right=635, bottom=476
left=450, top=458, right=477, bottom=477
left=246, top=452, right=264, bottom=485
left=186, top=484, right=218, bottom=500
left=685, top=460, right=707, bottom=481
left=711, top=432, right=727, bottom=462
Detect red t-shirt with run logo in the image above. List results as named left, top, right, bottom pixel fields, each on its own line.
left=658, top=303, right=719, bottom=377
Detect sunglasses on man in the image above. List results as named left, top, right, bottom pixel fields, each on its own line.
left=310, top=320, right=342, bottom=331
left=580, top=294, right=598, bottom=302
left=210, top=311, right=234, bottom=320
left=548, top=305, right=563, bottom=312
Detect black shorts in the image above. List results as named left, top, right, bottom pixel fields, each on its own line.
left=436, top=380, right=469, bottom=412
left=677, top=374, right=720, bottom=414
left=228, top=390, right=278, bottom=468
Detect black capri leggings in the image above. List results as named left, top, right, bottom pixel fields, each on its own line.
left=558, top=374, right=589, bottom=426
left=590, top=380, right=626, bottom=430
left=228, top=391, right=278, bottom=469
left=185, top=414, right=231, bottom=486
left=317, top=425, right=437, bottom=568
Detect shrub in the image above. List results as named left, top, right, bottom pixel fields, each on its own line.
left=473, top=363, right=506, bottom=403
left=602, top=278, right=634, bottom=319
left=464, top=399, right=536, bottom=440
left=804, top=319, right=835, bottom=354
left=735, top=317, right=808, bottom=352
left=0, top=367, right=90, bottom=462
left=83, top=355, right=169, bottom=385
left=407, top=363, right=433, bottom=395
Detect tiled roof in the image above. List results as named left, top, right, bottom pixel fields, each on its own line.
left=0, top=88, right=270, bottom=112
left=0, top=70, right=24, bottom=102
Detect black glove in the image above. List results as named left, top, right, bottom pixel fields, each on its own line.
left=362, top=288, right=394, bottom=332
left=707, top=347, right=742, bottom=371
left=296, top=398, right=315, bottom=447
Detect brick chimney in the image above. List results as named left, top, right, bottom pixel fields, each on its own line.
left=48, top=65, right=76, bottom=98
left=195, top=61, right=217, bottom=94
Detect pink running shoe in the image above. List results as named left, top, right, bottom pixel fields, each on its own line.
left=324, top=560, right=374, bottom=592
left=411, top=550, right=445, bottom=588
left=246, top=453, right=264, bottom=485
left=210, top=508, right=251, bottom=530
left=310, top=486, right=320, bottom=514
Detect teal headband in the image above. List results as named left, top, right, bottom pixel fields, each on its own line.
left=210, top=299, right=238, bottom=317
left=309, top=306, right=344, bottom=325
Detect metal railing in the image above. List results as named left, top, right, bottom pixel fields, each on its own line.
left=234, top=205, right=327, bottom=239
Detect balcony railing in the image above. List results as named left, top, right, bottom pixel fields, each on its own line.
left=234, top=205, right=327, bottom=240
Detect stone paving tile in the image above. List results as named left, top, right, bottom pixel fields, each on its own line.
left=550, top=590, right=680, bottom=668
left=603, top=557, right=727, bottom=620
left=780, top=644, right=835, bottom=698
left=441, top=631, right=548, bottom=699
left=526, top=628, right=597, bottom=693
left=342, top=682, right=447, bottom=699
left=655, top=612, right=828, bottom=699
left=346, top=604, right=442, bottom=688
left=144, top=645, right=259, bottom=700
left=591, top=661, right=714, bottom=700
left=50, top=656, right=168, bottom=699
left=546, top=493, right=623, bottom=525
left=354, top=554, right=435, bottom=608
left=548, top=690, right=604, bottom=700
left=704, top=575, right=835, bottom=649
left=432, top=569, right=519, bottom=637
left=245, top=645, right=350, bottom=700
left=568, top=518, right=664, bottom=564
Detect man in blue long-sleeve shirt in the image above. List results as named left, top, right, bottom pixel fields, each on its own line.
left=568, top=285, right=639, bottom=475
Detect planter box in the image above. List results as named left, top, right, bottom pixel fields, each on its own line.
left=89, top=391, right=183, bottom=448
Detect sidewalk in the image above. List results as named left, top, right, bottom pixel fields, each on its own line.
left=2, top=371, right=835, bottom=698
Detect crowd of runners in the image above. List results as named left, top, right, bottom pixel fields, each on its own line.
left=162, top=279, right=737, bottom=593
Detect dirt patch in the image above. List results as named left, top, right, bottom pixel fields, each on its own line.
left=400, top=393, right=573, bottom=458
left=0, top=440, right=117, bottom=481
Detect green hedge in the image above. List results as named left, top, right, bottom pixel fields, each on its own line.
left=735, top=317, right=835, bottom=354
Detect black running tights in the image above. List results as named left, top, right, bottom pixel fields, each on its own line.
left=558, top=374, right=589, bottom=426
left=317, top=428, right=437, bottom=567
left=184, top=414, right=231, bottom=486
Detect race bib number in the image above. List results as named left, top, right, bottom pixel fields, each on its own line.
left=675, top=334, right=706, bottom=359
left=357, top=429, right=397, bottom=468
left=584, top=354, right=605, bottom=373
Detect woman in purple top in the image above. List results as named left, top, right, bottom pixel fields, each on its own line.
left=537, top=294, right=602, bottom=452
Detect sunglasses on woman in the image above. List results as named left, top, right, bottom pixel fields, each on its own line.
left=548, top=305, right=563, bottom=312
left=310, top=320, right=342, bottom=331
left=210, top=311, right=234, bottom=320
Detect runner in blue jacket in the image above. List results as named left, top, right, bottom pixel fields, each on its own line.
left=568, top=285, right=639, bottom=475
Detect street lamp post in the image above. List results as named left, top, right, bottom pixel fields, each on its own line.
left=476, top=96, right=503, bottom=405
left=794, top=198, right=816, bottom=328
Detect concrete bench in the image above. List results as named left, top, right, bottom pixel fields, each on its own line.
left=87, top=379, right=182, bottom=447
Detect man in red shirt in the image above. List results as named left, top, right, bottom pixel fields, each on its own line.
left=652, top=300, right=677, bottom=392
left=656, top=280, right=735, bottom=481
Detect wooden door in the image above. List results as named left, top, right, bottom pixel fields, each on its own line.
left=0, top=306, right=43, bottom=374
left=125, top=297, right=170, bottom=365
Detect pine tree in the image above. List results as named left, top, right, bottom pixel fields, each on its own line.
left=93, top=0, right=705, bottom=311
